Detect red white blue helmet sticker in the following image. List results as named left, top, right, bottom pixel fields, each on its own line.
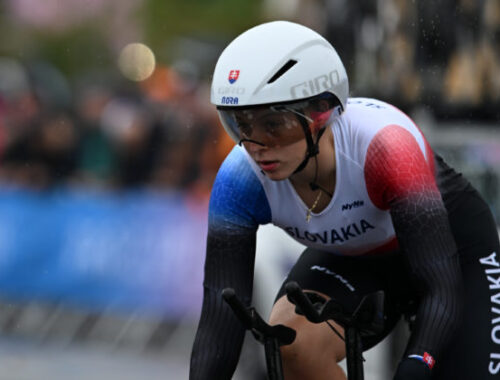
left=228, top=70, right=240, bottom=84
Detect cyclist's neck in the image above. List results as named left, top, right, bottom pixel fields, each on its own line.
left=289, top=129, right=336, bottom=204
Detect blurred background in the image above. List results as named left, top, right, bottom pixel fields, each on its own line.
left=0, top=0, right=498, bottom=379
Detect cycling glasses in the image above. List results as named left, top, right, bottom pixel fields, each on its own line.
left=217, top=96, right=341, bottom=148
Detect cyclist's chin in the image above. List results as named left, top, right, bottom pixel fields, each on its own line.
left=265, top=172, right=287, bottom=181
left=261, top=165, right=294, bottom=181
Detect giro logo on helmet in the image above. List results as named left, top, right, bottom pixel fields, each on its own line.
left=228, top=70, right=240, bottom=84
left=218, top=86, right=246, bottom=95
left=290, top=70, right=340, bottom=99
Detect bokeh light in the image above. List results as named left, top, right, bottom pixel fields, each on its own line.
left=117, top=42, right=156, bottom=82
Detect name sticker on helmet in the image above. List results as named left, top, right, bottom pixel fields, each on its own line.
left=290, top=70, right=340, bottom=99
left=228, top=70, right=240, bottom=84
left=221, top=96, right=239, bottom=105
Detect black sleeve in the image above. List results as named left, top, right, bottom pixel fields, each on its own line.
left=189, top=227, right=257, bottom=380
left=390, top=192, right=463, bottom=359
left=189, top=146, right=272, bottom=379
left=364, top=125, right=463, bottom=361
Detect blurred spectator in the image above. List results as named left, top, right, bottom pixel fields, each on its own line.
left=100, top=97, right=160, bottom=188
left=2, top=108, right=79, bottom=189
left=74, top=85, right=116, bottom=187
left=0, top=58, right=41, bottom=149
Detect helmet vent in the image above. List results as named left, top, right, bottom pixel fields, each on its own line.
left=267, top=59, right=297, bottom=84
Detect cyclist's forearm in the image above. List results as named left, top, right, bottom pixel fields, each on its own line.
left=190, top=229, right=257, bottom=379
left=190, top=286, right=246, bottom=379
left=409, top=267, right=462, bottom=354
left=390, top=194, right=462, bottom=359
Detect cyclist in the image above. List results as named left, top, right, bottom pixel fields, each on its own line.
left=190, top=21, right=500, bottom=380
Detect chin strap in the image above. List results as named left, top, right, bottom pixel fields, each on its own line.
left=308, top=154, right=333, bottom=197
left=293, top=114, right=325, bottom=174
left=292, top=112, right=334, bottom=198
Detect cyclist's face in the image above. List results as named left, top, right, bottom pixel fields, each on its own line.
left=236, top=108, right=308, bottom=180
left=244, top=136, right=308, bottom=180
left=217, top=101, right=335, bottom=180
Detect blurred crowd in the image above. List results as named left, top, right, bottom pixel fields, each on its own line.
left=0, top=58, right=233, bottom=200
left=0, top=0, right=499, bottom=196
left=292, top=0, right=500, bottom=119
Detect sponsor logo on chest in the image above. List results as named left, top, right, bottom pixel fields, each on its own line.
left=342, top=200, right=364, bottom=211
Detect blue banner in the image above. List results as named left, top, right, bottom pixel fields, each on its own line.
left=0, top=186, right=207, bottom=318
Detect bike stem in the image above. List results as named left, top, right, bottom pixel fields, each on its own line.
left=345, top=326, right=364, bottom=380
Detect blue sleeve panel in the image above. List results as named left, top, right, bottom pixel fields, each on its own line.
left=208, top=147, right=272, bottom=233
left=190, top=147, right=271, bottom=380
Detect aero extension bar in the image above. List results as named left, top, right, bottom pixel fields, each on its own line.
left=285, top=281, right=385, bottom=380
left=222, top=288, right=296, bottom=380
left=222, top=284, right=384, bottom=380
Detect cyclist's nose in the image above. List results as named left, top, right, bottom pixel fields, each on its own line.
left=244, top=139, right=268, bottom=154
left=239, top=132, right=263, bottom=150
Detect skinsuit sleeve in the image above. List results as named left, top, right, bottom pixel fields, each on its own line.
left=364, top=125, right=463, bottom=363
left=189, top=147, right=271, bottom=379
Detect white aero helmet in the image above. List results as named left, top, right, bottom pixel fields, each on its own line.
left=211, top=20, right=348, bottom=109
left=211, top=21, right=348, bottom=173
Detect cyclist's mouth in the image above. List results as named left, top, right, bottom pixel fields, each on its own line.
left=258, top=160, right=279, bottom=172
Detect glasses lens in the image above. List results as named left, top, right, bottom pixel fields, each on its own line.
left=218, top=105, right=308, bottom=147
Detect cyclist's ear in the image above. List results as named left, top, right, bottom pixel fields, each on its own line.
left=306, top=99, right=330, bottom=114
left=316, top=99, right=331, bottom=112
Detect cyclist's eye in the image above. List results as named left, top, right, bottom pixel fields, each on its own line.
left=239, top=123, right=252, bottom=137
left=263, top=118, right=285, bottom=135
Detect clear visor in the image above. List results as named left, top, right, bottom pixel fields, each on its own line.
left=217, top=97, right=339, bottom=148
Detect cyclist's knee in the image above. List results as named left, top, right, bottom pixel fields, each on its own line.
left=270, top=295, right=346, bottom=364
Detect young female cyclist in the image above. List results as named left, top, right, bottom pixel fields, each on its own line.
left=190, top=21, right=500, bottom=380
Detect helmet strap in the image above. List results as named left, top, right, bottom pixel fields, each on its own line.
left=309, top=154, right=333, bottom=197
left=293, top=114, right=326, bottom=174
left=292, top=114, right=333, bottom=198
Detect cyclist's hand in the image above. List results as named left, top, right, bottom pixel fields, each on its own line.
left=393, top=357, right=432, bottom=380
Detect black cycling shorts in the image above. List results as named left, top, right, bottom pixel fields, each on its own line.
left=275, top=189, right=500, bottom=379
left=274, top=248, right=415, bottom=351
